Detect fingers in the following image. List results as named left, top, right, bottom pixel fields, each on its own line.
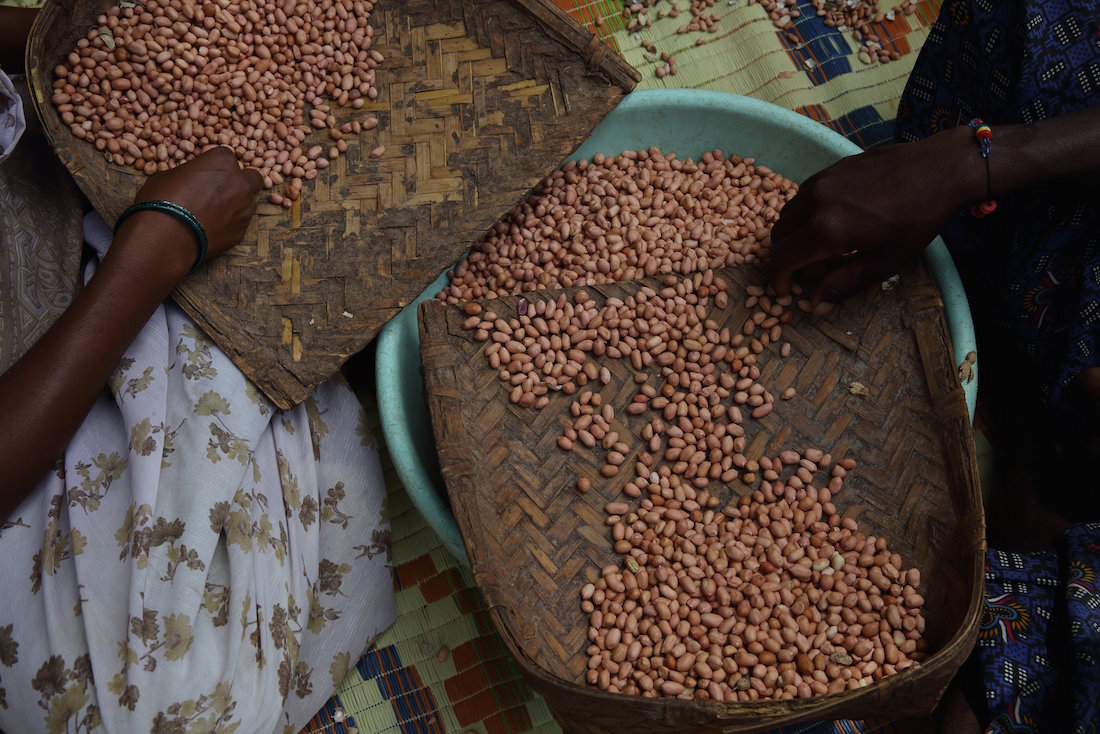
left=768, top=260, right=797, bottom=298
left=769, top=188, right=812, bottom=245
left=766, top=225, right=840, bottom=296
left=241, top=166, right=264, bottom=192
left=811, top=251, right=904, bottom=306
left=209, top=145, right=239, bottom=164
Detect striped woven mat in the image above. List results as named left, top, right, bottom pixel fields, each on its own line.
left=302, top=2, right=945, bottom=732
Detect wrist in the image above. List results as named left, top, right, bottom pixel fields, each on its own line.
left=107, top=210, right=199, bottom=289
left=928, top=125, right=990, bottom=211
left=979, top=107, right=1100, bottom=200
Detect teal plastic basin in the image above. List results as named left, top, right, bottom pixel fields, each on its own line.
left=376, top=89, right=977, bottom=566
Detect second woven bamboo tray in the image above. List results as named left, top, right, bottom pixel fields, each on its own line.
left=418, top=263, right=984, bottom=733
left=26, top=0, right=638, bottom=409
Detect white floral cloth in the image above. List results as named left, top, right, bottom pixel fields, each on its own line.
left=0, top=214, right=396, bottom=733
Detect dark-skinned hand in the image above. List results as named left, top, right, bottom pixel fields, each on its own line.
left=767, top=125, right=979, bottom=308
left=113, top=146, right=264, bottom=279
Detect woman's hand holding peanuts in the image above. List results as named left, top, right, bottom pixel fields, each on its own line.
left=767, top=125, right=979, bottom=309
left=113, top=147, right=264, bottom=280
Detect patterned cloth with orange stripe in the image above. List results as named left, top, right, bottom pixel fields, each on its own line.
left=302, top=1, right=949, bottom=731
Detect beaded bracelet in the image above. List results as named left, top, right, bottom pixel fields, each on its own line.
left=114, top=199, right=208, bottom=274
left=968, top=118, right=997, bottom=218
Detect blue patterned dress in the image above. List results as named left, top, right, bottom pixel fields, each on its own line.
left=895, top=2, right=1100, bottom=731
left=895, top=0, right=1100, bottom=423
left=978, top=526, right=1100, bottom=733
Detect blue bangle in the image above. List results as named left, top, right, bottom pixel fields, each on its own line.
left=114, top=199, right=209, bottom=274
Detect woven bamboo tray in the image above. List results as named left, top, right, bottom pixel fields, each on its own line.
left=418, top=263, right=984, bottom=733
left=26, top=0, right=638, bottom=409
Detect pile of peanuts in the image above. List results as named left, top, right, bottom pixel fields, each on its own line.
left=452, top=149, right=927, bottom=702
left=748, top=0, right=802, bottom=33
left=467, top=273, right=808, bottom=480
left=583, top=463, right=926, bottom=700
left=439, top=149, right=794, bottom=304
left=623, top=0, right=719, bottom=34
left=624, top=0, right=917, bottom=79
left=51, top=0, right=384, bottom=204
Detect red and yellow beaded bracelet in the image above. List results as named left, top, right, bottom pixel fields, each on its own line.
left=968, top=118, right=997, bottom=218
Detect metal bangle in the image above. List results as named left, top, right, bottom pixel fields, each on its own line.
left=114, top=199, right=208, bottom=274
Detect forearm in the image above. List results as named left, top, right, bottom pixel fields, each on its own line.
left=0, top=7, right=37, bottom=71
left=767, top=106, right=1100, bottom=300
left=962, top=106, right=1100, bottom=204
left=0, top=215, right=193, bottom=519
left=0, top=146, right=260, bottom=518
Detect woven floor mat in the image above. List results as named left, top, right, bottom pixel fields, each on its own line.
left=300, top=393, right=562, bottom=734
left=554, top=0, right=945, bottom=148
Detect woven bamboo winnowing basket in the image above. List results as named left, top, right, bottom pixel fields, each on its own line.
left=26, top=0, right=638, bottom=409
left=418, top=262, right=984, bottom=733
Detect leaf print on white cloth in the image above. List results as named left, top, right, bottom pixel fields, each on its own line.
left=161, top=614, right=194, bottom=662
left=119, top=366, right=155, bottom=403
left=316, top=559, right=351, bottom=597
left=329, top=651, right=350, bottom=688
left=107, top=356, right=135, bottom=396
left=304, top=397, right=328, bottom=461
left=244, top=381, right=271, bottom=416
left=150, top=680, right=240, bottom=734
left=128, top=417, right=161, bottom=457
left=31, top=654, right=98, bottom=734
left=0, top=624, right=18, bottom=667
left=206, top=422, right=252, bottom=466
left=299, top=495, right=319, bottom=530
left=277, top=633, right=314, bottom=703
left=67, top=451, right=126, bottom=513
left=44, top=683, right=91, bottom=734
left=114, top=502, right=153, bottom=565
left=160, top=419, right=181, bottom=469
left=321, top=482, right=352, bottom=529
left=194, top=390, right=231, bottom=417
left=0, top=624, right=16, bottom=710
left=0, top=286, right=395, bottom=733
left=202, top=582, right=231, bottom=628
left=129, top=608, right=159, bottom=646
left=177, top=324, right=218, bottom=381
left=306, top=590, right=330, bottom=634
left=30, top=512, right=87, bottom=592
left=354, top=526, right=392, bottom=562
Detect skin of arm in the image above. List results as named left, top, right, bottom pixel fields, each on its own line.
left=767, top=105, right=1100, bottom=305
left=0, top=147, right=261, bottom=520
left=0, top=7, right=37, bottom=71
